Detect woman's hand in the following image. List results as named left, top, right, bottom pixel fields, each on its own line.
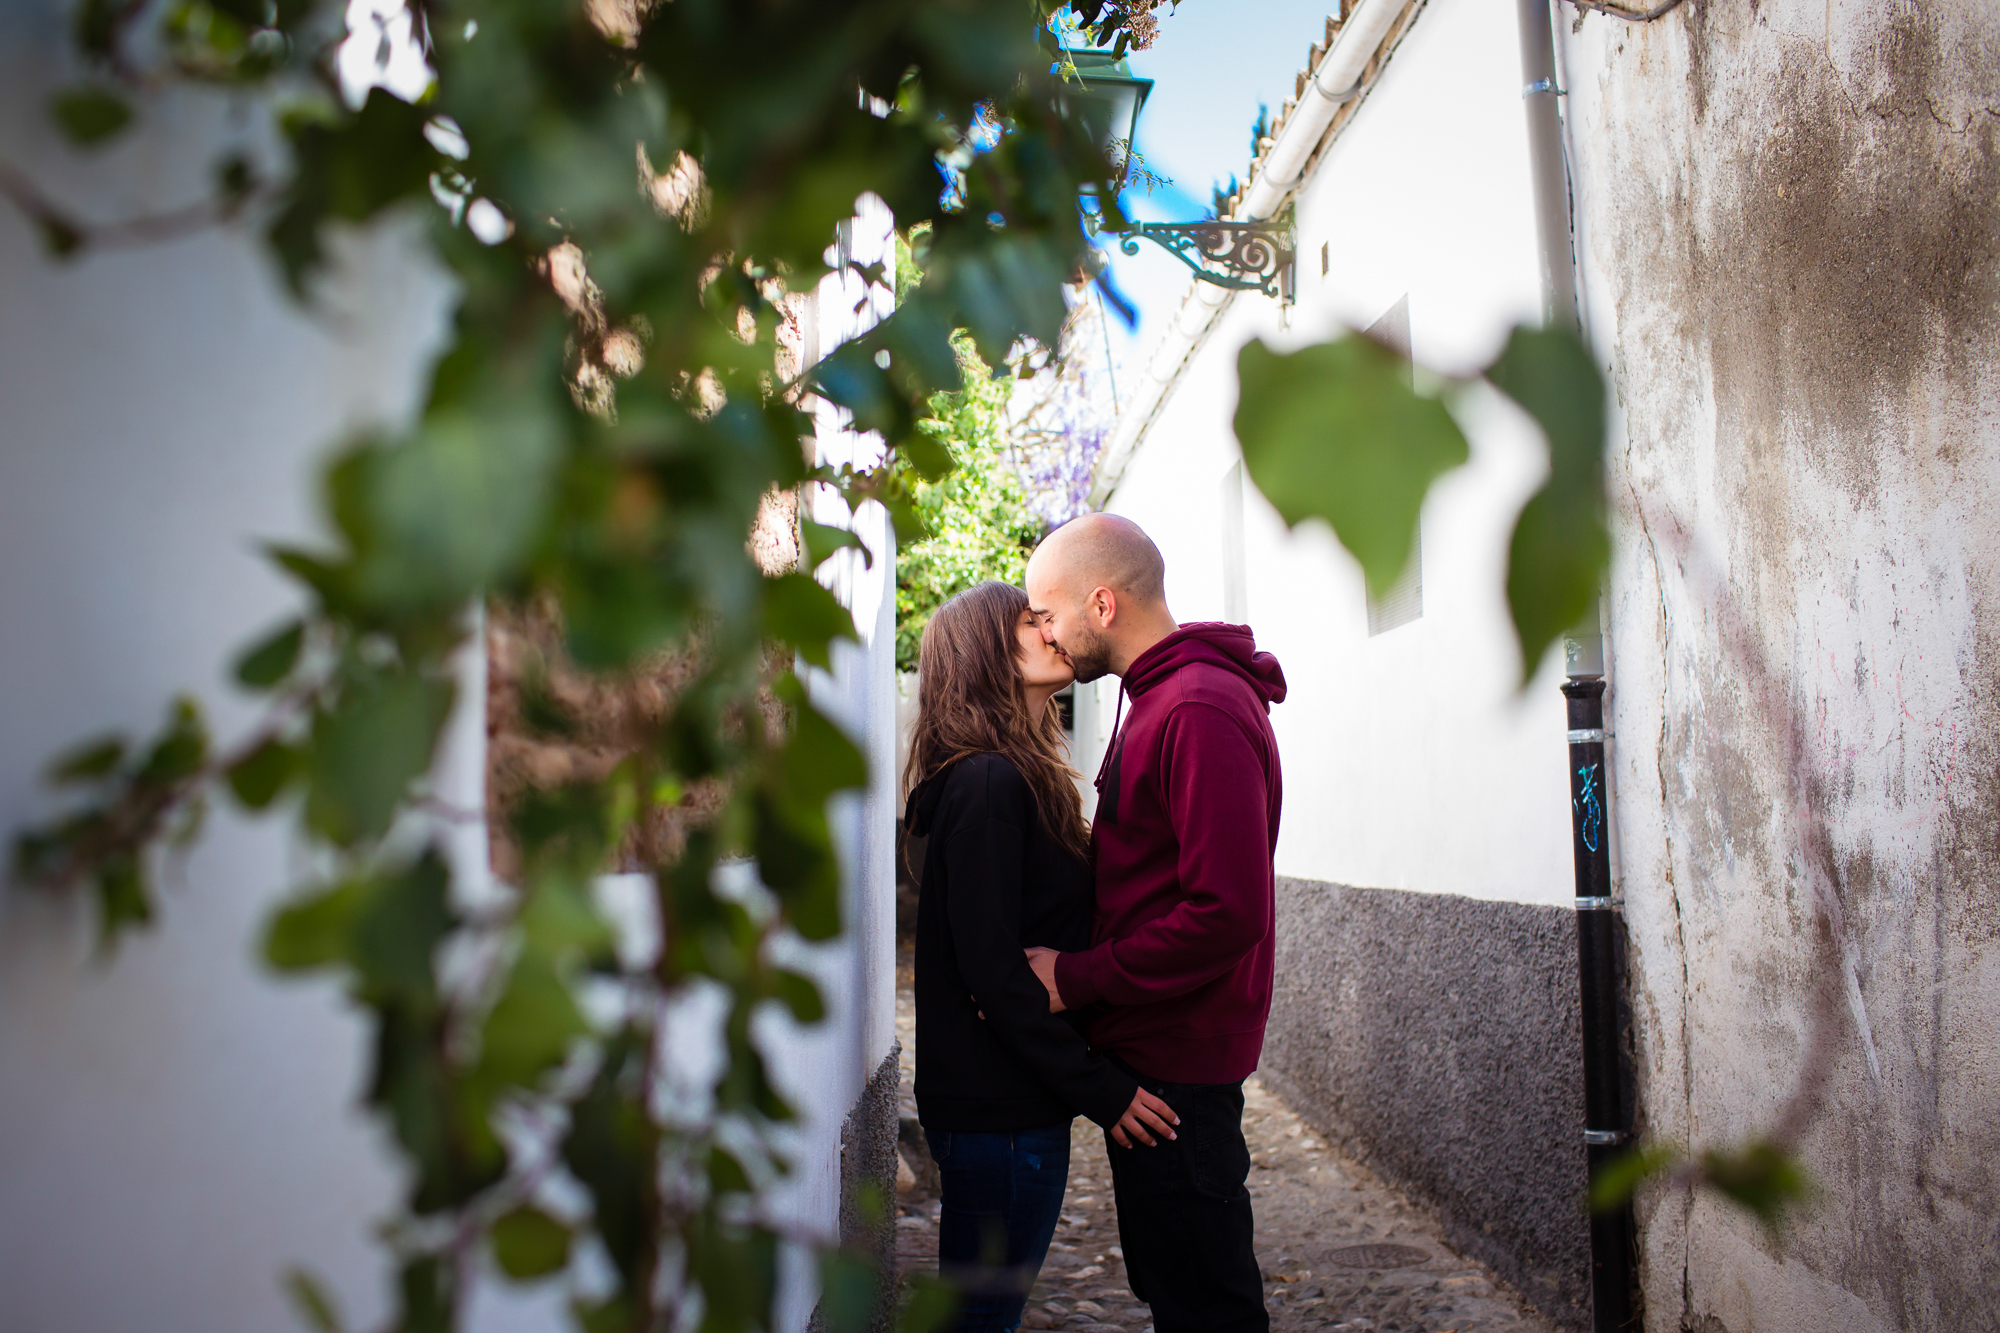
left=1110, top=1086, right=1180, bottom=1149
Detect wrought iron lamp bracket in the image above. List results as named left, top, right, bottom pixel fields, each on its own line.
left=1113, top=220, right=1296, bottom=302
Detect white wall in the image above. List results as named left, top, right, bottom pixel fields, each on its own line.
left=1090, top=0, right=1578, bottom=906
left=0, top=7, right=454, bottom=1329
left=754, top=198, right=903, bottom=1327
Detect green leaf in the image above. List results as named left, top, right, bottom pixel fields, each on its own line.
left=1699, top=1139, right=1814, bottom=1227
left=73, top=0, right=129, bottom=58
left=569, top=1298, right=636, bottom=1333
left=518, top=877, right=615, bottom=960
left=771, top=968, right=825, bottom=1023
left=348, top=852, right=453, bottom=998
left=1486, top=326, right=1604, bottom=481
left=688, top=1212, right=780, bottom=1333
left=358, top=401, right=562, bottom=611
left=49, top=86, right=132, bottom=146
left=235, top=620, right=305, bottom=689
left=38, top=214, right=84, bottom=258
left=1503, top=490, right=1609, bottom=687
left=282, top=1268, right=345, bottom=1333
left=561, top=1036, right=656, bottom=1289
left=1485, top=325, right=1609, bottom=682
left=167, top=789, right=208, bottom=850
left=135, top=696, right=208, bottom=786
left=897, top=1273, right=960, bottom=1333
left=304, top=673, right=454, bottom=847
left=46, top=735, right=125, bottom=784
left=781, top=688, right=870, bottom=804
left=490, top=1206, right=572, bottom=1281
left=707, top=1145, right=753, bottom=1195
left=395, top=1255, right=453, bottom=1333
left=812, top=343, right=905, bottom=438
left=476, top=952, right=589, bottom=1089
left=818, top=1248, right=880, bottom=1333
left=1234, top=332, right=1469, bottom=596
left=267, top=546, right=353, bottom=611
left=764, top=573, right=857, bottom=671
left=1589, top=1142, right=1683, bottom=1213
left=263, top=879, right=368, bottom=973
left=269, top=88, right=438, bottom=297
left=895, top=429, right=955, bottom=483
left=802, top=518, right=869, bottom=572
left=226, top=737, right=301, bottom=810
left=95, top=853, right=151, bottom=956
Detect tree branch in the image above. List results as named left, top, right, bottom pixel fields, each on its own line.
left=0, top=158, right=254, bottom=257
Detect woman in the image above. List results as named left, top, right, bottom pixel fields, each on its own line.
left=903, top=581, right=1178, bottom=1332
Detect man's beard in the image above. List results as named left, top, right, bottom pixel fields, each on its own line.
left=1059, top=625, right=1115, bottom=684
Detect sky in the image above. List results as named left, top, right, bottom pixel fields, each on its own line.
left=1087, top=2, right=1346, bottom=382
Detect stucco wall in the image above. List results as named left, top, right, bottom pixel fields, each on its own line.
left=1260, top=878, right=1591, bottom=1332
left=1558, top=2, right=2000, bottom=1328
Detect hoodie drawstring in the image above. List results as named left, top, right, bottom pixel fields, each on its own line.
left=1093, top=679, right=1129, bottom=789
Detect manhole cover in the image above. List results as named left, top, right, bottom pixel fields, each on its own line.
left=1326, top=1243, right=1429, bottom=1269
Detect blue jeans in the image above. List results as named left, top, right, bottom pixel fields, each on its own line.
left=924, top=1123, right=1072, bottom=1332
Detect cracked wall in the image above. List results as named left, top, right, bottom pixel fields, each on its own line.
left=1560, top=1, right=2000, bottom=1328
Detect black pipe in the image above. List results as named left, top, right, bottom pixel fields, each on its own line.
left=1561, top=677, right=1636, bottom=1331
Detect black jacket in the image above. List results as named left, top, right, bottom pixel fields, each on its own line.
left=908, top=752, right=1137, bottom=1131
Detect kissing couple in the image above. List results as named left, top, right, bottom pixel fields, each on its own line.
left=902, top=514, right=1288, bottom=1333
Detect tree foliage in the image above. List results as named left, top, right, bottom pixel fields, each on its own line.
left=892, top=231, right=1118, bottom=672
left=12, top=1, right=1167, bottom=1329
left=895, top=330, right=1047, bottom=672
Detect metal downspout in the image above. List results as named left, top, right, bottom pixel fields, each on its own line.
left=1516, top=1, right=1637, bottom=1328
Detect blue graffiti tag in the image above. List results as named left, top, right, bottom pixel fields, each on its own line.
left=1575, top=762, right=1602, bottom=854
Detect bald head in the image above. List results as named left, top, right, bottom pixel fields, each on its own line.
left=1031, top=513, right=1166, bottom=605
left=1025, top=514, right=1177, bottom=683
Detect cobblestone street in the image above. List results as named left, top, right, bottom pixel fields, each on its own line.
left=893, top=976, right=1556, bottom=1333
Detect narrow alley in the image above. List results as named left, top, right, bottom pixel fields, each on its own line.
left=892, top=972, right=1556, bottom=1333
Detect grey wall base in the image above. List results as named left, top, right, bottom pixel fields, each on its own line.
left=813, top=1041, right=904, bottom=1333
left=1258, top=878, right=1592, bottom=1333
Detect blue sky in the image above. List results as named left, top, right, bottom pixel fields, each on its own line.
left=1088, top=2, right=1344, bottom=376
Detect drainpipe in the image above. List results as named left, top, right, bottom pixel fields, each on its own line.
left=1561, top=679, right=1635, bottom=1331
left=1517, top=1, right=1637, bottom=1329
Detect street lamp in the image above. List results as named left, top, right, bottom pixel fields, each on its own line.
left=1065, top=48, right=1296, bottom=302
left=1066, top=49, right=1152, bottom=188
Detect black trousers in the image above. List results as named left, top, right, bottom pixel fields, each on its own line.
left=1104, top=1072, right=1268, bottom=1333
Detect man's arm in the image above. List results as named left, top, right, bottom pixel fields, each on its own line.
left=1051, top=702, right=1272, bottom=1010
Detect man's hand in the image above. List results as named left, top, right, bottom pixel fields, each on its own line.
left=1024, top=946, right=1067, bottom=1013
left=1110, top=1086, right=1179, bottom=1149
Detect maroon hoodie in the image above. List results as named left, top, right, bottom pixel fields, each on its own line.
left=1053, top=622, right=1287, bottom=1084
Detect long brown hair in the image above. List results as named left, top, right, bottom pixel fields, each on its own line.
left=904, top=581, right=1090, bottom=859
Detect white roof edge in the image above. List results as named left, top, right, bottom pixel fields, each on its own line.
left=1087, top=0, right=1412, bottom=508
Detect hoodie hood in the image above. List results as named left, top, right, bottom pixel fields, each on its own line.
left=1123, top=622, right=1287, bottom=707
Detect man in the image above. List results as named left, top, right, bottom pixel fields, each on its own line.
left=1022, top=513, right=1286, bottom=1333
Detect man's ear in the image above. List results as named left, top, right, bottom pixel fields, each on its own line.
left=1091, top=586, right=1118, bottom=628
